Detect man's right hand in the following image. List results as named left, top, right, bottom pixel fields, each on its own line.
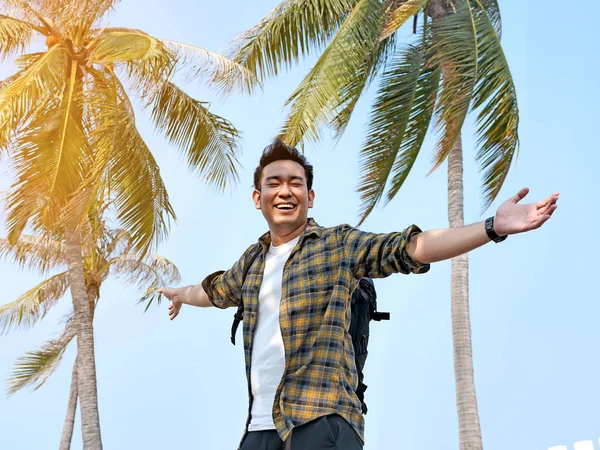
left=158, top=284, right=213, bottom=317
left=159, top=287, right=183, bottom=320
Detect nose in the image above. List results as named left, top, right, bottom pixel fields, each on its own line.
left=278, top=183, right=292, bottom=197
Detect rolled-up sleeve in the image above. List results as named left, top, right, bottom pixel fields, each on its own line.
left=343, top=224, right=430, bottom=279
left=201, top=246, right=255, bottom=309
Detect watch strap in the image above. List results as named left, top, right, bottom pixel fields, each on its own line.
left=485, top=216, right=507, bottom=243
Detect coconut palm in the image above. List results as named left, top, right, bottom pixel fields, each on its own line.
left=231, top=1, right=516, bottom=448
left=0, top=1, right=256, bottom=447
left=0, top=204, right=180, bottom=450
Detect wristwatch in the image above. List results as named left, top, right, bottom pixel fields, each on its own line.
left=485, top=216, right=507, bottom=243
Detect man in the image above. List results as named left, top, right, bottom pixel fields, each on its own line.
left=160, top=139, right=558, bottom=450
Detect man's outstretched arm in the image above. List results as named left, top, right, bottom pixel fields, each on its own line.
left=407, top=188, right=559, bottom=264
left=159, top=284, right=213, bottom=320
left=159, top=245, right=255, bottom=320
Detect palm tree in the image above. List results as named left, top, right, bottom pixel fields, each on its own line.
left=231, top=1, right=516, bottom=449
left=0, top=1, right=256, bottom=447
left=0, top=205, right=180, bottom=450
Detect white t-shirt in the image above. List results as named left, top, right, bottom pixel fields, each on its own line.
left=247, top=237, right=299, bottom=431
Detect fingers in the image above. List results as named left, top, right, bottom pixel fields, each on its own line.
left=537, top=195, right=558, bottom=215
left=535, top=204, right=558, bottom=228
left=545, top=203, right=558, bottom=219
left=536, top=192, right=560, bottom=207
left=537, top=193, right=559, bottom=215
left=512, top=187, right=530, bottom=204
left=536, top=197, right=551, bottom=209
left=167, top=298, right=181, bottom=320
left=168, top=304, right=179, bottom=320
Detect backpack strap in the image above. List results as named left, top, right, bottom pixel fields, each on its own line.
left=356, top=382, right=368, bottom=415
left=231, top=245, right=262, bottom=345
left=230, top=308, right=244, bottom=345
left=369, top=296, right=390, bottom=322
left=371, top=311, right=390, bottom=321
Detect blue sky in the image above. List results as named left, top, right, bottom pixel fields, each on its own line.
left=0, top=1, right=598, bottom=449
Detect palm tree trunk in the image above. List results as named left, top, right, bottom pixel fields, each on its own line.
left=65, top=222, right=103, bottom=450
left=448, top=135, right=483, bottom=450
left=59, top=358, right=78, bottom=450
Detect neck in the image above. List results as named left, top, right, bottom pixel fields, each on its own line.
left=269, top=220, right=308, bottom=246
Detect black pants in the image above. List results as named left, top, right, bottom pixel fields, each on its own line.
left=239, top=415, right=363, bottom=450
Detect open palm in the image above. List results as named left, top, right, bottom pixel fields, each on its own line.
left=494, top=188, right=559, bottom=236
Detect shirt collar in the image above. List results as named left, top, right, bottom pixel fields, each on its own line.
left=257, top=218, right=322, bottom=249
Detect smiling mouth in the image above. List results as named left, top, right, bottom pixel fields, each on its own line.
left=275, top=203, right=296, bottom=211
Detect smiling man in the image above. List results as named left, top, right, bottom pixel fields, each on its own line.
left=160, top=138, right=559, bottom=450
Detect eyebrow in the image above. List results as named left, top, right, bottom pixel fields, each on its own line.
left=265, top=175, right=305, bottom=182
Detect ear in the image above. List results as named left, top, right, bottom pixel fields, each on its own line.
left=252, top=189, right=261, bottom=210
left=308, top=189, right=315, bottom=208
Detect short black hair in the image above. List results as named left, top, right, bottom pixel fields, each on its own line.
left=253, top=138, right=314, bottom=190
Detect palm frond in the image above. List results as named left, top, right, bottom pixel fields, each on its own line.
left=0, top=272, right=68, bottom=334
left=109, top=254, right=181, bottom=303
left=0, top=72, right=20, bottom=91
left=4, top=59, right=92, bottom=242
left=164, top=40, right=259, bottom=95
left=357, top=35, right=440, bottom=224
left=64, top=0, right=121, bottom=36
left=102, top=30, right=176, bottom=103
left=0, top=15, right=37, bottom=60
left=0, top=45, right=68, bottom=155
left=470, top=0, right=517, bottom=210
left=92, top=0, right=122, bottom=19
left=330, top=33, right=397, bottom=139
left=429, top=0, right=478, bottom=172
left=2, top=1, right=81, bottom=35
left=104, top=228, right=133, bottom=259
left=231, top=0, right=358, bottom=80
left=88, top=69, right=175, bottom=254
left=328, top=58, right=376, bottom=141
left=150, top=81, right=241, bottom=192
left=6, top=317, right=75, bottom=395
left=480, top=0, right=501, bottom=37
left=89, top=28, right=173, bottom=66
left=0, top=235, right=65, bottom=273
left=0, top=1, right=51, bottom=33
left=281, top=0, right=385, bottom=147
left=108, top=253, right=180, bottom=311
left=60, top=68, right=120, bottom=225
left=379, top=0, right=427, bottom=41
left=26, top=2, right=81, bottom=36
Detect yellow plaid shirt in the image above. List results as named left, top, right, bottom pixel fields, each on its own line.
left=202, top=219, right=430, bottom=445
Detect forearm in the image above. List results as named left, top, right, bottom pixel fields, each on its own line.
left=407, top=221, right=493, bottom=264
left=179, top=284, right=213, bottom=308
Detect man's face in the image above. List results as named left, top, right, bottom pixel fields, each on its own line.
left=253, top=160, right=315, bottom=234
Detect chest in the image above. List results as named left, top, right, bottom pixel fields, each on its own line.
left=241, top=239, right=351, bottom=348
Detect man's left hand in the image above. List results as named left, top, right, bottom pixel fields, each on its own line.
left=494, top=187, right=559, bottom=237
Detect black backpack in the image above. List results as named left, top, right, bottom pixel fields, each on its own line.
left=230, top=246, right=389, bottom=415
left=348, top=277, right=389, bottom=414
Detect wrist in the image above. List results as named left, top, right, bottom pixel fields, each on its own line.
left=179, top=286, right=193, bottom=305
left=494, top=216, right=507, bottom=237
left=485, top=216, right=507, bottom=243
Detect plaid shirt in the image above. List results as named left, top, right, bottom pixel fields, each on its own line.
left=202, top=219, right=429, bottom=445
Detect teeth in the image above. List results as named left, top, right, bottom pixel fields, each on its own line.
left=276, top=204, right=295, bottom=209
